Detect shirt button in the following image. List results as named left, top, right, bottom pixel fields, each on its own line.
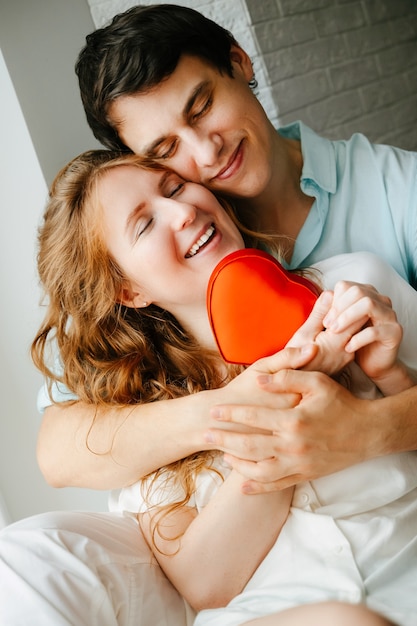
left=333, top=545, right=344, bottom=554
left=349, top=590, right=363, bottom=603
left=299, top=492, right=309, bottom=504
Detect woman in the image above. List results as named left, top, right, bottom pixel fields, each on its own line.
left=31, top=149, right=416, bottom=625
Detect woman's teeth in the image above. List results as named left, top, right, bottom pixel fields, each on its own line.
left=186, top=224, right=215, bottom=257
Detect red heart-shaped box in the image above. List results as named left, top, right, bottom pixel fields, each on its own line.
left=207, top=249, right=319, bottom=365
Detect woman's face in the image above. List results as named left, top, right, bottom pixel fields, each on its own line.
left=98, top=164, right=244, bottom=321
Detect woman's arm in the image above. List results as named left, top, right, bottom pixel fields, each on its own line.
left=139, top=470, right=292, bottom=611
left=37, top=346, right=314, bottom=489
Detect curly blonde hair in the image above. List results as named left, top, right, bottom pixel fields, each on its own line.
left=31, top=149, right=289, bottom=544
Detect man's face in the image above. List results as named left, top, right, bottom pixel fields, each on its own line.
left=109, top=47, right=276, bottom=201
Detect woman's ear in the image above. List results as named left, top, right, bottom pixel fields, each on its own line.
left=229, top=45, right=254, bottom=82
left=118, top=285, right=149, bottom=309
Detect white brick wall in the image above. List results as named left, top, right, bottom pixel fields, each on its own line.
left=86, top=0, right=417, bottom=149
left=246, top=0, right=417, bottom=149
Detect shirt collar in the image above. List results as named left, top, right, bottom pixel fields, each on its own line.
left=277, top=121, right=337, bottom=194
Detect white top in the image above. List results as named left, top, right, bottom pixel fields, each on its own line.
left=110, top=252, right=417, bottom=626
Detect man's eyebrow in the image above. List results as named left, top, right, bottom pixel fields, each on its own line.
left=143, top=81, right=211, bottom=157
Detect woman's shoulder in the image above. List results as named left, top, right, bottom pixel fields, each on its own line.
left=312, top=251, right=398, bottom=292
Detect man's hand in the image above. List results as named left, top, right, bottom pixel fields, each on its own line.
left=208, top=344, right=318, bottom=422
left=207, top=369, right=382, bottom=493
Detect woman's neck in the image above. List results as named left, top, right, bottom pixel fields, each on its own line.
left=174, top=305, right=218, bottom=353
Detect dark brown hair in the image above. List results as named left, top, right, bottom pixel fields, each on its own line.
left=76, top=4, right=239, bottom=150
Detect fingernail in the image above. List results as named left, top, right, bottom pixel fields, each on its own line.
left=320, top=291, right=333, bottom=306
left=323, top=314, right=332, bottom=326
left=257, top=374, right=272, bottom=385
left=204, top=431, right=215, bottom=444
left=211, top=407, right=224, bottom=420
left=241, top=482, right=254, bottom=494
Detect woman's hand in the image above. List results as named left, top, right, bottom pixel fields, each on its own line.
left=288, top=281, right=404, bottom=382
left=286, top=290, right=355, bottom=376
left=322, top=280, right=403, bottom=383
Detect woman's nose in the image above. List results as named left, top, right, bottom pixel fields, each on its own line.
left=167, top=200, right=197, bottom=230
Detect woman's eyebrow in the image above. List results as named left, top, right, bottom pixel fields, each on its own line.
left=125, top=201, right=146, bottom=236
left=158, top=170, right=174, bottom=191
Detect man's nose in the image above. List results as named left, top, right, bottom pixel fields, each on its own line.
left=183, top=129, right=222, bottom=168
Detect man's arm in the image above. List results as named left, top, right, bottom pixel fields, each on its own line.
left=208, top=372, right=417, bottom=492
left=207, top=375, right=417, bottom=493
left=37, top=346, right=315, bottom=489
left=37, top=395, right=209, bottom=489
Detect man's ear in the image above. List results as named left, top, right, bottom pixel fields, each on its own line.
left=229, top=45, right=254, bottom=82
left=118, top=285, right=148, bottom=309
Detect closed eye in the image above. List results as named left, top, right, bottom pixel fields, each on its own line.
left=167, top=182, right=185, bottom=198
left=190, top=96, right=212, bottom=122
left=134, top=217, right=153, bottom=241
left=160, top=171, right=187, bottom=198
left=158, top=140, right=178, bottom=160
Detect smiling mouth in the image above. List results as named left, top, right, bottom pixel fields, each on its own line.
left=214, top=141, right=243, bottom=181
left=186, top=224, right=216, bottom=258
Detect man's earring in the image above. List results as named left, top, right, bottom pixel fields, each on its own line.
left=142, top=301, right=148, bottom=307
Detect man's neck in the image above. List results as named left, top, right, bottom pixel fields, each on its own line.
left=239, top=137, right=314, bottom=262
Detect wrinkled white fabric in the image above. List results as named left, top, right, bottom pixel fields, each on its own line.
left=193, top=458, right=417, bottom=626
left=0, top=511, right=194, bottom=626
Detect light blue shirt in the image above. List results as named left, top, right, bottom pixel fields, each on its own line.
left=281, top=122, right=417, bottom=288
left=37, top=361, right=78, bottom=413
left=37, top=122, right=417, bottom=412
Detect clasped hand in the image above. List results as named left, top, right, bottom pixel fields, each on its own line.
left=205, top=281, right=402, bottom=492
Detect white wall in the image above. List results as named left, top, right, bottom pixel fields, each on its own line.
left=0, top=49, right=108, bottom=524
